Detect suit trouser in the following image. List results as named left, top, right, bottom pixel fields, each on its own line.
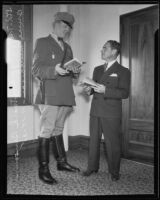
left=38, top=105, right=73, bottom=138
left=88, top=115, right=121, bottom=176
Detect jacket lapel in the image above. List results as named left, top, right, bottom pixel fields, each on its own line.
left=100, top=61, right=119, bottom=82
left=48, top=34, right=64, bottom=52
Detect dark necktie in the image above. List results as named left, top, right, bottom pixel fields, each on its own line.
left=57, top=37, right=64, bottom=49
left=58, top=37, right=63, bottom=42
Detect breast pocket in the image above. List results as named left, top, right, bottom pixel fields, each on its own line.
left=105, top=76, right=118, bottom=88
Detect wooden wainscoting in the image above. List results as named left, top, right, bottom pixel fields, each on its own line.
left=68, top=135, right=105, bottom=153
left=68, top=135, right=154, bottom=165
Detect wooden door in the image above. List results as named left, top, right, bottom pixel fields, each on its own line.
left=120, top=6, right=158, bottom=163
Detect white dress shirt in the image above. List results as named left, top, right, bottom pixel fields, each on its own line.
left=105, top=59, right=117, bottom=71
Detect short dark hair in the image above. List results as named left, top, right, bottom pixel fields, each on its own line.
left=107, top=40, right=121, bottom=55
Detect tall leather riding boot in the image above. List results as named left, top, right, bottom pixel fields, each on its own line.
left=51, top=135, right=80, bottom=172
left=38, top=137, right=58, bottom=184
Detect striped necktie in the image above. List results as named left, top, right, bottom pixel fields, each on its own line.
left=104, top=63, right=108, bottom=71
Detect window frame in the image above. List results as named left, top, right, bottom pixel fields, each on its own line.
left=4, top=5, right=33, bottom=106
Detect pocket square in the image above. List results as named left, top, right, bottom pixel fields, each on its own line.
left=110, top=73, right=118, bottom=77
left=52, top=53, right=55, bottom=59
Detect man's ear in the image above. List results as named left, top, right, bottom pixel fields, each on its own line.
left=112, top=49, right=117, bottom=56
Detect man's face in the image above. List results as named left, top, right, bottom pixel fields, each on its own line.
left=101, top=42, right=115, bottom=61
left=55, top=21, right=71, bottom=38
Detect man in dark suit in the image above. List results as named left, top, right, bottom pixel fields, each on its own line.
left=32, top=12, right=80, bottom=185
left=82, top=40, right=130, bottom=181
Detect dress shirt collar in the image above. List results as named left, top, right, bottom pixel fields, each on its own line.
left=105, top=59, right=117, bottom=70
left=50, top=32, right=59, bottom=41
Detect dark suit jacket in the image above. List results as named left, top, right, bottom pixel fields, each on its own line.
left=90, top=61, right=130, bottom=118
left=32, top=34, right=76, bottom=106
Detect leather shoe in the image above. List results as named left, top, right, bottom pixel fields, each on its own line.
left=82, top=170, right=98, bottom=176
left=57, top=162, right=80, bottom=172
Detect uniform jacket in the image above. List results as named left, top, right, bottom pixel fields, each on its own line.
left=90, top=61, right=131, bottom=118
left=32, top=34, right=76, bottom=106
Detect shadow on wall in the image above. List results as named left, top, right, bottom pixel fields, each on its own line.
left=77, top=89, right=91, bottom=103
left=72, top=67, right=91, bottom=103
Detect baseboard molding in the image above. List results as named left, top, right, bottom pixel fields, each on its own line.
left=69, top=135, right=89, bottom=150
left=7, top=135, right=105, bottom=156
left=68, top=135, right=106, bottom=153
left=7, top=136, right=154, bottom=165
left=127, top=141, right=154, bottom=164
left=7, top=139, right=38, bottom=157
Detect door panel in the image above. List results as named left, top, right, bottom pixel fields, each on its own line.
left=120, top=6, right=158, bottom=163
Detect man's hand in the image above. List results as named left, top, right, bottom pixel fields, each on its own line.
left=55, top=63, right=69, bottom=75
left=68, top=65, right=81, bottom=74
left=83, top=85, right=92, bottom=95
left=92, top=83, right=106, bottom=94
left=73, top=66, right=81, bottom=74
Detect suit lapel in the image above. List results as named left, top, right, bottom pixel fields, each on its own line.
left=100, top=61, right=119, bottom=82
left=48, top=34, right=64, bottom=52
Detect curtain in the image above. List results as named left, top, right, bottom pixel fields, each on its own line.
left=3, top=5, right=25, bottom=41
left=3, top=5, right=25, bottom=100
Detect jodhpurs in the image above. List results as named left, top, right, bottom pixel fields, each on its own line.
left=38, top=105, right=73, bottom=138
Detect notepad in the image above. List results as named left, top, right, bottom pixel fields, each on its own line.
left=63, top=58, right=82, bottom=72
left=80, top=77, right=98, bottom=87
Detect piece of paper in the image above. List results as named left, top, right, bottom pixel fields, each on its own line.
left=80, top=77, right=98, bottom=87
